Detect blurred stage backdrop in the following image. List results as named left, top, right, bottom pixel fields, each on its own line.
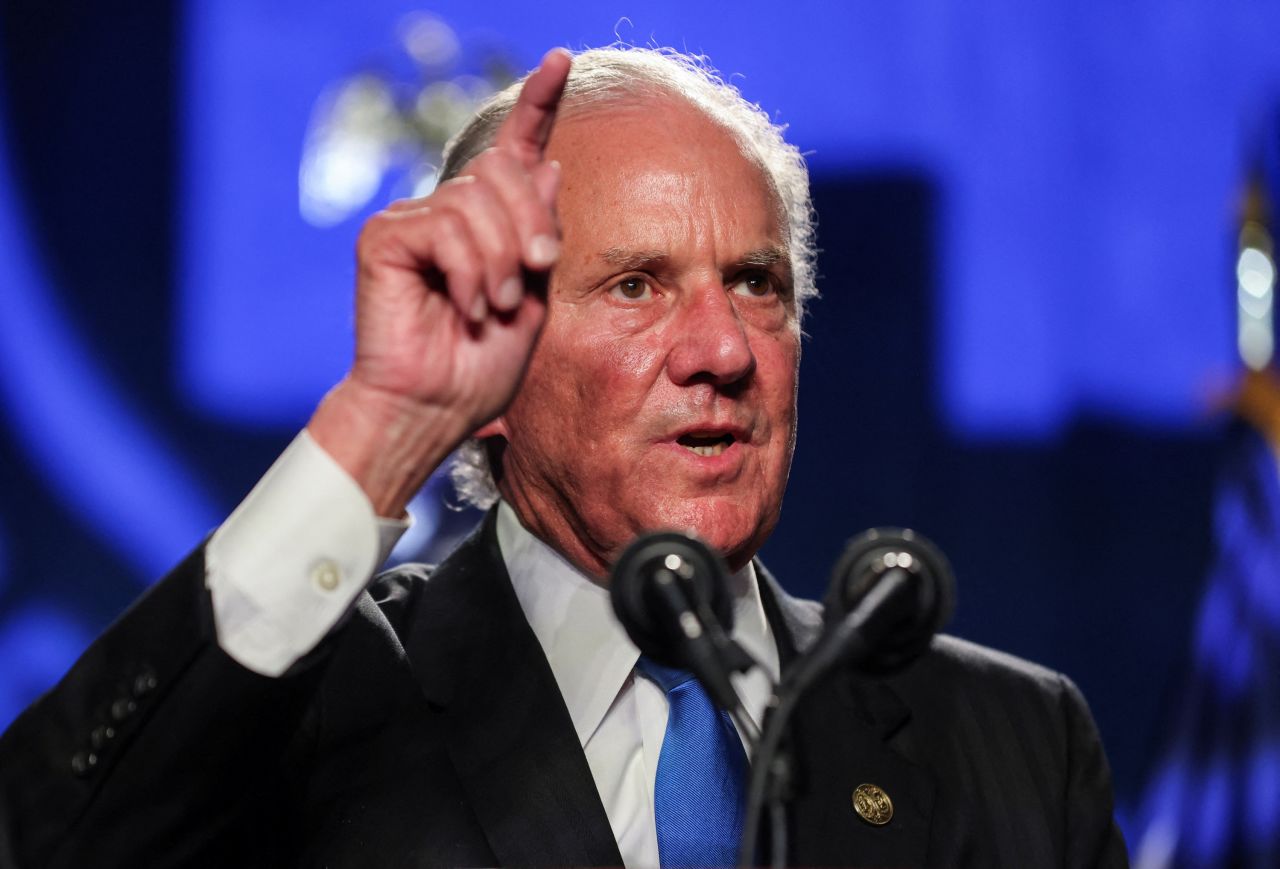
left=2, top=1, right=1280, bottom=863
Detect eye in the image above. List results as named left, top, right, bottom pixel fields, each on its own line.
left=610, top=276, right=653, bottom=301
left=729, top=270, right=776, bottom=298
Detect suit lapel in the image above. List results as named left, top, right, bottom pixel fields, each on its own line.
left=402, top=512, right=623, bottom=867
left=756, top=563, right=936, bottom=866
left=396, top=523, right=933, bottom=867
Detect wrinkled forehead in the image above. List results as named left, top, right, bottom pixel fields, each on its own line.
left=551, top=89, right=788, bottom=228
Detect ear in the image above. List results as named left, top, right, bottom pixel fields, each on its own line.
left=473, top=416, right=509, bottom=440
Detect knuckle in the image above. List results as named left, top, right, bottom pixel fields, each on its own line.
left=438, top=174, right=479, bottom=191
left=355, top=212, right=396, bottom=260
left=434, top=210, right=469, bottom=248
left=524, top=194, right=555, bottom=222
left=471, top=146, right=515, bottom=173
left=518, top=202, right=555, bottom=236
left=384, top=195, right=423, bottom=213
left=437, top=178, right=496, bottom=218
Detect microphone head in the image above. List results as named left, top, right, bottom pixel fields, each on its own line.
left=823, top=527, right=956, bottom=674
left=609, top=530, right=734, bottom=669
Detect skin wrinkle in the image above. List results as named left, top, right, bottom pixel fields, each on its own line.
left=487, top=94, right=801, bottom=580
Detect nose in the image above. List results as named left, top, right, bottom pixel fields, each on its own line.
left=666, top=284, right=756, bottom=387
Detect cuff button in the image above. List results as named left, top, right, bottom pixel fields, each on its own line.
left=89, top=724, right=116, bottom=750
left=132, top=670, right=158, bottom=698
left=71, top=751, right=98, bottom=777
left=311, top=559, right=342, bottom=592
left=110, top=698, right=137, bottom=722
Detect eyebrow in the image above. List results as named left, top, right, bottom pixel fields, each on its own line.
left=599, top=248, right=669, bottom=270
left=737, top=247, right=789, bottom=270
left=597, top=246, right=790, bottom=270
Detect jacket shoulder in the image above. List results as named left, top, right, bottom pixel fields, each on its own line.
left=923, top=633, right=1073, bottom=690
left=894, top=633, right=1087, bottom=728
left=881, top=636, right=1127, bottom=866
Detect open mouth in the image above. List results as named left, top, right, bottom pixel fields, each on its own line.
left=676, top=432, right=736, bottom=457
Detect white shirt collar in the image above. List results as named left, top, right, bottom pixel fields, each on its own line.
left=496, top=501, right=780, bottom=748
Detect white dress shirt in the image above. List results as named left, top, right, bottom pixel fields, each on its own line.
left=497, top=501, right=779, bottom=868
left=206, top=431, right=407, bottom=676
left=206, top=431, right=780, bottom=868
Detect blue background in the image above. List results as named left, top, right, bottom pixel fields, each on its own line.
left=2, top=0, right=1278, bottom=847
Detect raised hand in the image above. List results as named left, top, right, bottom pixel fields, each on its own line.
left=308, top=49, right=571, bottom=515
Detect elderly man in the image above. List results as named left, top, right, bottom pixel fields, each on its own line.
left=0, top=47, right=1127, bottom=867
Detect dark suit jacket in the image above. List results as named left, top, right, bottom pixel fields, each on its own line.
left=0, top=511, right=1127, bottom=867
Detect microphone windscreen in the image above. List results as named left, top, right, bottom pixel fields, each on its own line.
left=609, top=530, right=733, bottom=668
left=822, top=527, right=956, bottom=674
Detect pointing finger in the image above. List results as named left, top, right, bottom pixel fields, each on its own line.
left=494, top=48, right=571, bottom=168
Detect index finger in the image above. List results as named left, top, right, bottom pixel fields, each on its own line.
left=494, top=48, right=572, bottom=168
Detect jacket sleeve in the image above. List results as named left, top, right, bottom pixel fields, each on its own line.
left=0, top=544, right=330, bottom=869
left=1060, top=673, right=1130, bottom=869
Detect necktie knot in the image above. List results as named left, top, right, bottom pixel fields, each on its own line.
left=634, top=655, right=697, bottom=693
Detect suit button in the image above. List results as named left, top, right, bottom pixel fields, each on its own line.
left=89, top=724, right=116, bottom=750
left=132, top=670, right=158, bottom=698
left=110, top=698, right=137, bottom=721
left=71, top=751, right=98, bottom=777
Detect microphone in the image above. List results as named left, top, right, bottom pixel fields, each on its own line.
left=739, top=528, right=956, bottom=868
left=609, top=531, right=757, bottom=717
left=820, top=527, right=955, bottom=674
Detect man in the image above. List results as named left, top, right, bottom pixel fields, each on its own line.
left=0, top=47, right=1127, bottom=867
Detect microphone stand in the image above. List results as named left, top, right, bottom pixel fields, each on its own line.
left=738, top=568, right=915, bottom=869
left=647, top=562, right=761, bottom=743
left=610, top=529, right=947, bottom=868
left=639, top=557, right=783, bottom=857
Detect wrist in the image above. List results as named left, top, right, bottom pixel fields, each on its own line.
left=306, top=377, right=472, bottom=517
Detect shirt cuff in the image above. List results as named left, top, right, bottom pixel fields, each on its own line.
left=206, top=430, right=409, bottom=677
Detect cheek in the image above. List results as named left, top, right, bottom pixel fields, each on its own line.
left=512, top=316, right=669, bottom=460
left=598, top=338, right=663, bottom=382
left=580, top=329, right=667, bottom=416
left=506, top=329, right=593, bottom=440
left=754, top=335, right=800, bottom=414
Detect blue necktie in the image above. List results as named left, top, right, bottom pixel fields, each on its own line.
left=635, top=656, right=749, bottom=868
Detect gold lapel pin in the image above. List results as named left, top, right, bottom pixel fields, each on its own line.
left=852, top=783, right=893, bottom=826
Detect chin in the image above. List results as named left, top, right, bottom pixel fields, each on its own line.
left=640, top=495, right=774, bottom=567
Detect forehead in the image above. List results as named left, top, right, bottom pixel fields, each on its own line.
left=544, top=93, right=787, bottom=252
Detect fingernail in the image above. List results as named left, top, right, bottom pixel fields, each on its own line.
left=497, top=277, right=523, bottom=309
left=470, top=296, right=487, bottom=323
left=529, top=235, right=560, bottom=269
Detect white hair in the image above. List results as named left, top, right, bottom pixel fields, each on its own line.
left=446, top=45, right=817, bottom=509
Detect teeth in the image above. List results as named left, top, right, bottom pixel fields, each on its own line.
left=684, top=442, right=727, bottom=457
